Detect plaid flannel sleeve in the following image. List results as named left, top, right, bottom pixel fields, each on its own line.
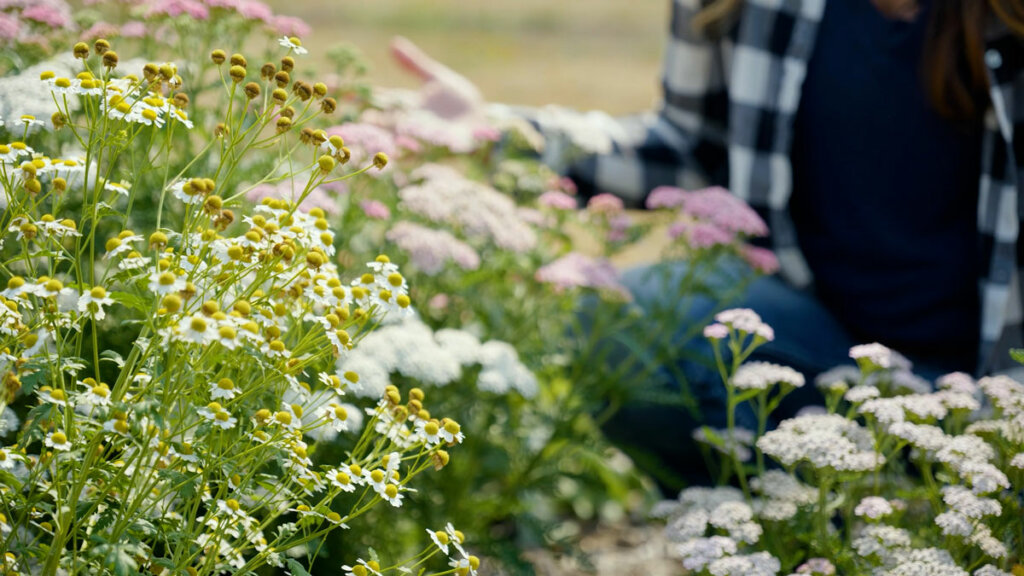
left=499, top=0, right=731, bottom=208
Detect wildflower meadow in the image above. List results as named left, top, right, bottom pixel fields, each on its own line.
left=0, top=1, right=1022, bottom=576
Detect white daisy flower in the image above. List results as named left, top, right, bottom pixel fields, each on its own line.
left=77, top=286, right=115, bottom=320
left=177, top=315, right=213, bottom=345
left=148, top=271, right=185, bottom=295
left=330, top=469, right=357, bottom=493
left=37, top=387, right=69, bottom=407
left=44, top=430, right=72, bottom=451
left=0, top=446, right=19, bottom=469
left=318, top=403, right=349, bottom=432
left=278, top=36, right=309, bottom=55
left=104, top=181, right=130, bottom=196
left=427, top=528, right=451, bottom=555
left=79, top=380, right=112, bottom=407
left=210, top=378, right=238, bottom=400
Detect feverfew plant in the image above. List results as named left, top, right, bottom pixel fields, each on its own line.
left=0, top=38, right=479, bottom=576
left=657, top=310, right=1024, bottom=575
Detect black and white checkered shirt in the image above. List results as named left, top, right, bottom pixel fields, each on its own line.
left=526, top=0, right=1024, bottom=375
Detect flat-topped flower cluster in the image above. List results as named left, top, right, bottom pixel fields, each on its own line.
left=660, top=308, right=1024, bottom=576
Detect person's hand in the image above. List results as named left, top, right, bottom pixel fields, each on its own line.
left=390, top=36, right=484, bottom=121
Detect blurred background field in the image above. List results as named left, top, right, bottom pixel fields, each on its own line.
left=264, top=0, right=667, bottom=115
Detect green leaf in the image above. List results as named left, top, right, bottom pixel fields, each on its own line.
left=286, top=559, right=312, bottom=576
left=100, top=349, right=125, bottom=368
left=109, top=291, right=149, bottom=314
left=1010, top=348, right=1024, bottom=366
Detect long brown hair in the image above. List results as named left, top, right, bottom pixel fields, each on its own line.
left=694, top=0, right=1024, bottom=120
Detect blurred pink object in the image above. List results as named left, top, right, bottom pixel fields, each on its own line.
left=395, top=134, right=422, bottom=153
left=80, top=21, right=119, bottom=39
left=201, top=0, right=240, bottom=8
left=535, top=252, right=630, bottom=298
left=360, top=200, right=391, bottom=220
left=272, top=15, right=310, bottom=37
left=246, top=182, right=339, bottom=215
left=586, top=193, right=624, bottom=214
left=538, top=191, right=577, bottom=210
left=668, top=220, right=734, bottom=248
left=646, top=186, right=687, bottom=209
left=146, top=0, right=209, bottom=19
left=428, top=293, right=449, bottom=311
left=120, top=21, right=146, bottom=37
left=400, top=164, right=538, bottom=252
left=0, top=13, right=20, bottom=41
left=607, top=213, right=632, bottom=242
left=472, top=125, right=501, bottom=142
left=237, top=0, right=272, bottom=22
left=386, top=221, right=480, bottom=276
left=682, top=186, right=768, bottom=237
left=741, top=245, right=780, bottom=274
left=22, top=4, right=71, bottom=27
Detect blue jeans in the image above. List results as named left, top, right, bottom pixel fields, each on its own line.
left=597, top=261, right=973, bottom=492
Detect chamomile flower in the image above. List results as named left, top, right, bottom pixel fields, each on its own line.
left=416, top=419, right=442, bottom=446
left=213, top=323, right=241, bottom=350
left=330, top=469, right=357, bottom=493
left=427, top=528, right=452, bottom=555
left=438, top=419, right=464, bottom=445
left=148, top=271, right=185, bottom=295
left=78, top=380, right=111, bottom=407
left=339, top=463, right=366, bottom=486
left=37, top=387, right=69, bottom=407
left=210, top=378, right=238, bottom=400
left=77, top=286, right=114, bottom=320
left=104, top=180, right=130, bottom=196
left=342, top=560, right=382, bottom=576
left=44, top=429, right=72, bottom=451
left=445, top=523, right=468, bottom=558
left=0, top=447, right=19, bottom=470
left=380, top=483, right=405, bottom=507
left=318, top=403, right=349, bottom=432
left=177, top=315, right=213, bottom=345
left=364, top=468, right=388, bottom=493
left=449, top=556, right=480, bottom=576
left=18, top=115, right=44, bottom=129
left=278, top=36, right=308, bottom=55
left=168, top=179, right=205, bottom=205
left=169, top=108, right=194, bottom=129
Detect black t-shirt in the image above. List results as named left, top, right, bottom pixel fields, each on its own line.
left=789, top=0, right=981, bottom=366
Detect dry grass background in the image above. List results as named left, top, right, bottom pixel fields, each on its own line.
left=264, top=0, right=667, bottom=114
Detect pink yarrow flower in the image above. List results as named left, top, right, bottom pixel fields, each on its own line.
left=120, top=21, right=146, bottom=37
left=682, top=186, right=769, bottom=237
left=360, top=200, right=390, bottom=220
left=272, top=15, right=311, bottom=37
left=535, top=252, right=630, bottom=299
left=0, top=13, right=20, bottom=41
left=22, top=4, right=71, bottom=28
left=146, top=0, right=210, bottom=19
left=245, top=181, right=339, bottom=215
left=646, top=185, right=688, bottom=209
left=586, top=193, right=624, bottom=214
left=741, top=245, right=780, bottom=274
left=669, top=220, right=734, bottom=248
left=539, top=191, right=577, bottom=211
left=237, top=0, right=273, bottom=22
left=386, top=221, right=480, bottom=276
